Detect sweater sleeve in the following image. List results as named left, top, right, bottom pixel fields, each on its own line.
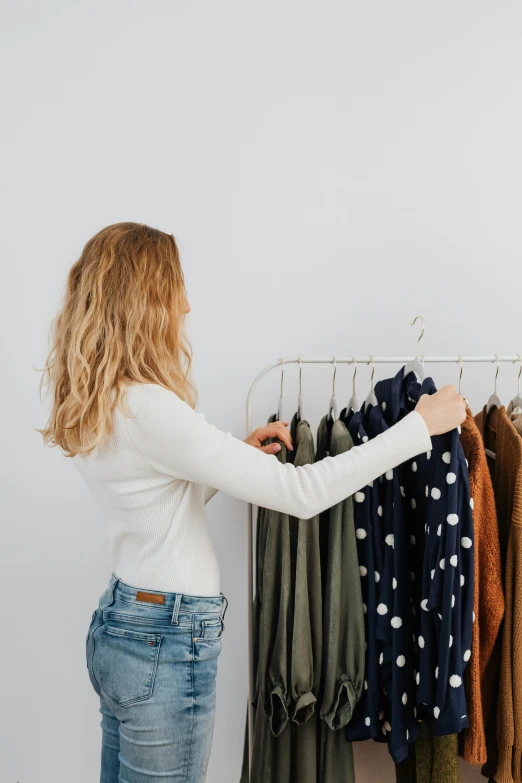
left=124, top=383, right=433, bottom=520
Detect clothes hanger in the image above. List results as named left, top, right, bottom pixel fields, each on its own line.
left=457, top=355, right=470, bottom=413
left=296, top=356, right=304, bottom=422
left=509, top=353, right=522, bottom=418
left=346, top=356, right=359, bottom=414
left=486, top=354, right=502, bottom=414
left=328, top=357, right=338, bottom=421
left=277, top=358, right=284, bottom=422
left=403, top=315, right=426, bottom=383
left=458, top=355, right=464, bottom=397
left=364, top=355, right=378, bottom=408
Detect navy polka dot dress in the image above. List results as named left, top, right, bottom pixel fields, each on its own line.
left=342, top=406, right=386, bottom=746
left=341, top=367, right=474, bottom=763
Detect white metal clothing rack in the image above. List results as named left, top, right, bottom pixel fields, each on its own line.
left=244, top=353, right=522, bottom=770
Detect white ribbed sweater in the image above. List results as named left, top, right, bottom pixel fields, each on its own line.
left=73, top=382, right=433, bottom=596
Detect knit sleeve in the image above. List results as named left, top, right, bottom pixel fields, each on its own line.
left=124, top=383, right=433, bottom=520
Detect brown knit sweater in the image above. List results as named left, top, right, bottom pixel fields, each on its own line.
left=474, top=404, right=522, bottom=783
left=459, top=406, right=505, bottom=765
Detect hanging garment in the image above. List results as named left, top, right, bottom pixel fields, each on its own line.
left=395, top=742, right=417, bottom=783
left=242, top=413, right=361, bottom=783
left=344, top=398, right=423, bottom=762
left=278, top=412, right=356, bottom=783
left=315, top=414, right=366, bottom=732
left=375, top=368, right=474, bottom=738
left=414, top=721, right=460, bottom=783
left=342, top=403, right=387, bottom=747
left=241, top=414, right=324, bottom=783
left=240, top=411, right=294, bottom=783
left=458, top=405, right=505, bottom=765
left=370, top=396, right=424, bottom=760
left=285, top=411, right=356, bottom=783
left=507, top=398, right=522, bottom=423
left=475, top=405, right=522, bottom=783
left=410, top=405, right=505, bottom=783
left=253, top=412, right=295, bottom=737
left=316, top=412, right=365, bottom=783
left=290, top=414, right=323, bottom=726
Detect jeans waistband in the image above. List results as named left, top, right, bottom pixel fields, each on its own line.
left=103, top=572, right=228, bottom=625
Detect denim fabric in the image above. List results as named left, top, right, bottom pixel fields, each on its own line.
left=85, top=572, right=228, bottom=783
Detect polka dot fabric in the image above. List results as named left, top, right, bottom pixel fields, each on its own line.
left=340, top=367, right=474, bottom=764
left=342, top=406, right=386, bottom=746
left=343, top=401, right=423, bottom=761
left=375, top=369, right=474, bottom=740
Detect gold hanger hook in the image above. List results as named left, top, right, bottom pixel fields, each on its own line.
left=351, top=356, right=357, bottom=395
left=411, top=315, right=425, bottom=359
left=297, top=356, right=302, bottom=395
left=279, top=358, right=285, bottom=398
left=332, top=357, right=337, bottom=395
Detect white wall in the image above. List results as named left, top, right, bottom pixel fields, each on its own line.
left=1, top=2, right=520, bottom=781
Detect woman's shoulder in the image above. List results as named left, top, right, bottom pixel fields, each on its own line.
left=123, top=382, right=187, bottom=418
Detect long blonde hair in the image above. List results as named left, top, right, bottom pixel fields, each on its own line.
left=37, top=221, right=197, bottom=458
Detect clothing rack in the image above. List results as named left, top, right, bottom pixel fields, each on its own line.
left=244, top=353, right=521, bottom=770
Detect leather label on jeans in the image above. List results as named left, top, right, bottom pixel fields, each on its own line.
left=136, top=591, right=166, bottom=604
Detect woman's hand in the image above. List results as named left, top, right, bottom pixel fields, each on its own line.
left=243, top=421, right=294, bottom=454
left=415, top=384, right=467, bottom=436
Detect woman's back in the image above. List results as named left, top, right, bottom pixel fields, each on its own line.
left=73, top=382, right=221, bottom=595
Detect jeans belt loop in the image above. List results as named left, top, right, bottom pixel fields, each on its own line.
left=171, top=593, right=182, bottom=625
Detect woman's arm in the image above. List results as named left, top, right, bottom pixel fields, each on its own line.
left=124, top=382, right=433, bottom=519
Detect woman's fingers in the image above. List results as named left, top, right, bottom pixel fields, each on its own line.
left=243, top=421, right=293, bottom=452
left=258, top=423, right=293, bottom=451
left=260, top=443, right=283, bottom=454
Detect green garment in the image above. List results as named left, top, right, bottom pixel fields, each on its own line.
left=240, top=413, right=363, bottom=783
left=254, top=412, right=294, bottom=736
left=316, top=414, right=366, bottom=731
left=413, top=722, right=460, bottom=783
left=290, top=415, right=323, bottom=724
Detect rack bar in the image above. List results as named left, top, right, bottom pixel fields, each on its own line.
left=244, top=353, right=521, bottom=771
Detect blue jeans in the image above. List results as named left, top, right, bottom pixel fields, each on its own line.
left=85, top=573, right=228, bottom=782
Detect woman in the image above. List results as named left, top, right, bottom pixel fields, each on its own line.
left=39, top=222, right=465, bottom=783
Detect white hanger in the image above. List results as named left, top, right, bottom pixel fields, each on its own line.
left=403, top=315, right=426, bottom=383
left=277, top=358, right=284, bottom=421
left=328, top=357, right=338, bottom=420
left=486, top=355, right=502, bottom=413
left=509, top=353, right=522, bottom=417
left=364, top=355, right=378, bottom=408
left=346, top=356, right=359, bottom=414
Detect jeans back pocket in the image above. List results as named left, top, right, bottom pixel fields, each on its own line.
left=97, top=625, right=163, bottom=706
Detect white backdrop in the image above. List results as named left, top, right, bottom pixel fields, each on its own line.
left=1, top=2, right=521, bottom=781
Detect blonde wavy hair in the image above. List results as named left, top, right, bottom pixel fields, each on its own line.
left=37, top=221, right=197, bottom=458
